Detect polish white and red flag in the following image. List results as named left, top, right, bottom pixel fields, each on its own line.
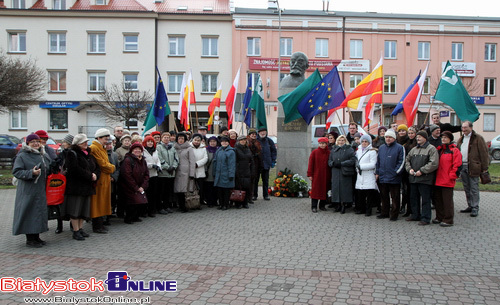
left=225, top=65, right=241, bottom=128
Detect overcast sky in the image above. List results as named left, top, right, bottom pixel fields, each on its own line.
left=233, top=0, right=500, bottom=18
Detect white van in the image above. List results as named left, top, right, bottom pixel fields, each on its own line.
left=311, top=124, right=349, bottom=148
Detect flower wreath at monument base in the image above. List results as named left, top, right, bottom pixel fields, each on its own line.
left=271, top=168, right=309, bottom=198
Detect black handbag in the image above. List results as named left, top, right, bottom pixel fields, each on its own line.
left=47, top=205, right=60, bottom=220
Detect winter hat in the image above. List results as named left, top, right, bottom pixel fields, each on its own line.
left=220, top=126, right=228, bottom=133
left=34, top=130, right=49, bottom=139
left=207, top=136, right=219, bottom=144
left=191, top=133, right=203, bottom=140
left=122, top=129, right=131, bottom=135
left=385, top=129, right=397, bottom=139
left=198, top=126, right=208, bottom=131
left=416, top=130, right=428, bottom=140
left=95, top=128, right=110, bottom=138
left=151, top=131, right=161, bottom=137
left=429, top=124, right=440, bottom=134
left=258, top=127, right=267, bottom=133
left=248, top=128, right=257, bottom=135
left=360, top=134, right=372, bottom=144
left=63, top=134, right=74, bottom=145
left=441, top=131, right=454, bottom=141
left=72, top=134, right=88, bottom=145
left=378, top=126, right=387, bottom=134
left=237, top=135, right=247, bottom=141
left=129, top=142, right=144, bottom=153
left=397, top=124, right=408, bottom=132
left=26, top=134, right=40, bottom=144
left=353, top=132, right=361, bottom=139
left=318, top=137, right=328, bottom=143
left=120, top=135, right=132, bottom=143
left=142, top=135, right=156, bottom=149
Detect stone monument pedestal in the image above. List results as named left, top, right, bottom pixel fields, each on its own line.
left=276, top=87, right=312, bottom=180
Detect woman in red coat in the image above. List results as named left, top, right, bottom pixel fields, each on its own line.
left=307, top=137, right=331, bottom=213
left=434, top=131, right=462, bottom=227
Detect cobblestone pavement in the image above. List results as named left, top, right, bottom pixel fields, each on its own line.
left=1, top=188, right=499, bottom=304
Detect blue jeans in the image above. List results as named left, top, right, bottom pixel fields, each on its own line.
left=410, top=183, right=432, bottom=223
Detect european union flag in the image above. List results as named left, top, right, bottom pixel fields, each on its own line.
left=391, top=71, right=420, bottom=116
left=242, top=75, right=253, bottom=127
left=153, top=67, right=170, bottom=125
left=297, top=66, right=345, bottom=125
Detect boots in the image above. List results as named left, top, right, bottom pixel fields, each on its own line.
left=340, top=203, right=346, bottom=214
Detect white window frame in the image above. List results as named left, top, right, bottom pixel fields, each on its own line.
left=49, top=109, right=68, bottom=131
left=247, top=37, right=261, bottom=56
left=384, top=75, right=397, bottom=94
left=484, top=78, right=496, bottom=96
left=201, top=73, right=218, bottom=93
left=10, top=109, right=27, bottom=129
left=53, top=0, right=65, bottom=10
left=48, top=32, right=66, bottom=53
left=418, top=41, right=430, bottom=60
left=350, top=39, right=363, bottom=59
left=167, top=73, right=183, bottom=93
left=202, top=37, right=218, bottom=57
left=123, top=34, right=138, bottom=52
left=384, top=40, right=397, bottom=59
left=168, top=36, right=185, bottom=56
left=483, top=113, right=496, bottom=132
left=349, top=74, right=362, bottom=92
left=48, top=70, right=66, bottom=92
left=12, top=0, right=25, bottom=8
left=88, top=33, right=105, bottom=54
left=8, top=31, right=26, bottom=53
left=123, top=73, right=138, bottom=91
left=88, top=72, right=105, bottom=92
left=315, top=38, right=328, bottom=58
left=280, top=38, right=293, bottom=57
left=451, top=42, right=464, bottom=61
left=485, top=43, right=496, bottom=62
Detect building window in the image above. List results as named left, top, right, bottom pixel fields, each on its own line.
left=123, top=73, right=138, bottom=91
left=10, top=109, right=27, bottom=129
left=53, top=0, right=65, bottom=9
left=49, top=71, right=66, bottom=92
left=201, top=73, right=218, bottom=93
left=280, top=38, right=293, bottom=56
left=8, top=32, right=26, bottom=53
left=384, top=75, right=397, bottom=94
left=247, top=72, right=260, bottom=90
left=167, top=74, right=183, bottom=93
left=384, top=40, right=396, bottom=59
left=123, top=34, right=138, bottom=52
left=484, top=78, right=496, bottom=96
left=485, top=43, right=496, bottom=62
left=88, top=72, right=105, bottom=92
left=484, top=113, right=496, bottom=132
left=349, top=74, right=362, bottom=92
left=247, top=37, right=261, bottom=56
left=88, top=33, right=105, bottom=53
left=315, top=39, right=328, bottom=57
left=95, top=0, right=105, bottom=4
left=49, top=109, right=68, bottom=130
left=49, top=32, right=66, bottom=53
left=168, top=36, right=185, bottom=56
left=418, top=42, right=430, bottom=60
left=450, top=113, right=461, bottom=126
left=202, top=37, right=218, bottom=57
left=12, top=0, right=25, bottom=8
left=451, top=42, right=463, bottom=61
left=350, top=40, right=362, bottom=58
left=422, top=77, right=430, bottom=94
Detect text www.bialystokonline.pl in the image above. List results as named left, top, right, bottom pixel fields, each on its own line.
left=24, top=295, right=151, bottom=304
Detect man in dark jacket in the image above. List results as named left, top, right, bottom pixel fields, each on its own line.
left=456, top=121, right=489, bottom=217
left=375, top=129, right=405, bottom=221
left=428, top=124, right=442, bottom=148
left=255, top=128, right=277, bottom=201
left=431, top=113, right=462, bottom=133
left=405, top=131, right=439, bottom=225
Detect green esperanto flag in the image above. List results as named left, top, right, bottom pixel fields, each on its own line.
left=434, top=61, right=480, bottom=122
left=249, top=76, right=267, bottom=129
left=278, top=69, right=322, bottom=124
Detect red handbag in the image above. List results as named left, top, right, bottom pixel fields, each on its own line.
left=230, top=190, right=246, bottom=202
left=46, top=173, right=66, bottom=205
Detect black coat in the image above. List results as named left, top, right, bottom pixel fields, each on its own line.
left=65, top=146, right=100, bottom=196
left=235, top=143, right=253, bottom=190
left=328, top=145, right=356, bottom=203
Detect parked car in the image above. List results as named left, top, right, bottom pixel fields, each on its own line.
left=311, top=124, right=350, bottom=148
left=268, top=136, right=278, bottom=150
left=489, top=134, right=500, bottom=160
left=0, top=134, right=21, bottom=161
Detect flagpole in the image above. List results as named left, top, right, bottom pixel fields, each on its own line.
left=169, top=112, right=178, bottom=133
left=335, top=110, right=346, bottom=135
left=194, top=103, right=200, bottom=128
left=422, top=97, right=434, bottom=128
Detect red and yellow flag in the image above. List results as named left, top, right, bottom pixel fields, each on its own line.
left=207, top=84, right=222, bottom=131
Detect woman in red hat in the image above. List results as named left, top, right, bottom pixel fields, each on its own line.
left=307, top=137, right=331, bottom=213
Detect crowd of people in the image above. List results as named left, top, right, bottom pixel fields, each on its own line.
left=308, top=114, right=490, bottom=228
left=12, top=126, right=277, bottom=247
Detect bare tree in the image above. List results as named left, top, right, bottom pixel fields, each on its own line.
left=91, top=83, right=153, bottom=130
left=0, top=52, right=45, bottom=112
